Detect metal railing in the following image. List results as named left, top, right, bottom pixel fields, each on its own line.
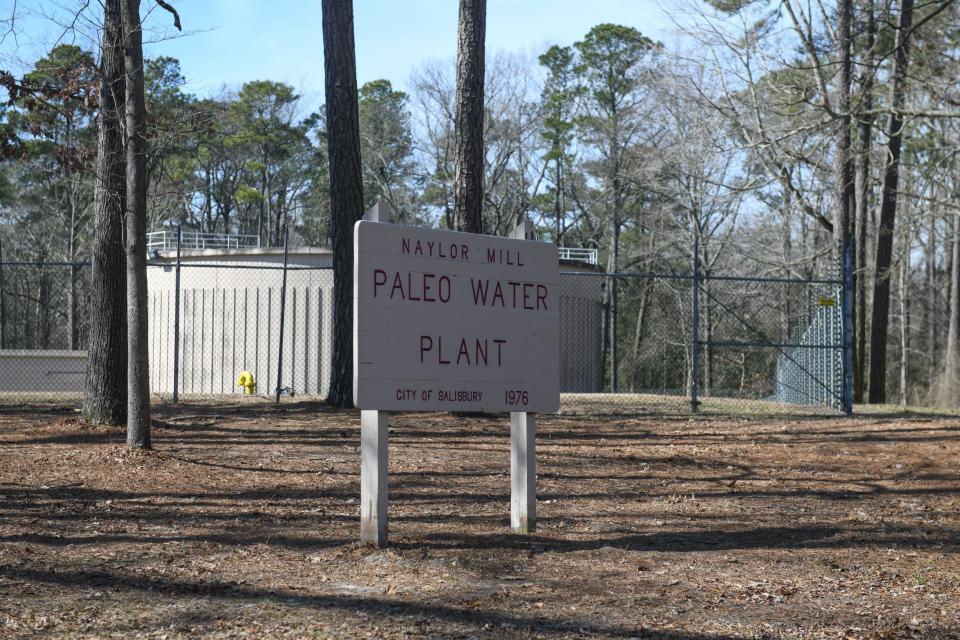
left=147, top=231, right=260, bottom=252
left=558, top=247, right=598, bottom=265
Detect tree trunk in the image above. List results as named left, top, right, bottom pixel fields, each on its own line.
left=66, top=131, right=80, bottom=351
left=703, top=275, right=713, bottom=397
left=121, top=0, right=151, bottom=448
left=452, top=0, right=486, bottom=234
left=868, top=0, right=913, bottom=404
left=36, top=276, right=49, bottom=348
left=781, top=187, right=793, bottom=342
left=264, top=162, right=274, bottom=245
left=834, top=0, right=854, bottom=261
left=204, top=164, right=213, bottom=232
left=554, top=158, right=562, bottom=244
left=702, top=232, right=713, bottom=396
left=601, top=249, right=612, bottom=392
left=854, top=0, right=875, bottom=404
left=925, top=212, right=936, bottom=393
left=608, top=217, right=620, bottom=392
left=274, top=186, right=286, bottom=248
left=943, top=211, right=960, bottom=405
left=630, top=282, right=651, bottom=390
left=322, top=0, right=365, bottom=407
left=833, top=0, right=855, bottom=408
left=69, top=208, right=80, bottom=350
left=899, top=240, right=909, bottom=407
left=82, top=0, right=127, bottom=426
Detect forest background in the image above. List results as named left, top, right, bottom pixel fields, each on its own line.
left=1, top=0, right=958, bottom=407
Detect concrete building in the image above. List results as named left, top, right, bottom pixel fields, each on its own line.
left=146, top=243, right=334, bottom=399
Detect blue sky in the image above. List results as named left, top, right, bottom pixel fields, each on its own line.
left=154, top=0, right=673, bottom=97
left=3, top=0, right=674, bottom=102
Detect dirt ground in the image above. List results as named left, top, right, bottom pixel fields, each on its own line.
left=0, top=400, right=958, bottom=639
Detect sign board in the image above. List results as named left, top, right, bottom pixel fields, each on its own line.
left=819, top=296, right=836, bottom=307
left=353, top=220, right=559, bottom=413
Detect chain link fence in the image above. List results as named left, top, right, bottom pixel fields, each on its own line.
left=558, top=267, right=848, bottom=415
left=0, top=240, right=852, bottom=415
left=0, top=261, right=91, bottom=402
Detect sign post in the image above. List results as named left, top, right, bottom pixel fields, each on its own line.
left=359, top=201, right=391, bottom=546
left=353, top=208, right=558, bottom=545
left=509, top=218, right=537, bottom=533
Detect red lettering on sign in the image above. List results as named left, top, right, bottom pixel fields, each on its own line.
left=508, top=281, right=521, bottom=306
left=439, top=276, right=451, bottom=302
left=493, top=339, right=506, bottom=366
left=457, top=339, right=470, bottom=365
left=401, top=237, right=469, bottom=261
left=485, top=248, right=525, bottom=266
left=470, top=278, right=548, bottom=311
left=373, top=269, right=387, bottom=297
left=420, top=336, right=432, bottom=363
left=407, top=272, right=421, bottom=301
left=437, top=336, right=451, bottom=364
left=382, top=271, right=452, bottom=303
left=471, top=278, right=489, bottom=305
left=492, top=282, right=505, bottom=307
left=418, top=336, right=506, bottom=367
left=423, top=273, right=436, bottom=302
left=391, top=272, right=405, bottom=300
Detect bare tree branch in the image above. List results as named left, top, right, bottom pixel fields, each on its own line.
left=154, top=0, right=181, bottom=31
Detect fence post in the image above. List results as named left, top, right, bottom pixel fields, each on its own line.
left=690, top=234, right=700, bottom=413
left=275, top=226, right=290, bottom=403
left=0, top=229, right=6, bottom=350
left=842, top=239, right=854, bottom=415
left=610, top=274, right=618, bottom=394
left=172, top=226, right=182, bottom=403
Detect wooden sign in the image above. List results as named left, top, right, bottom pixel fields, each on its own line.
left=353, top=220, right=560, bottom=413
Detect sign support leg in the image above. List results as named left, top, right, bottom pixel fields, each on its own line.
left=360, top=409, right=388, bottom=546
left=510, top=411, right=536, bottom=533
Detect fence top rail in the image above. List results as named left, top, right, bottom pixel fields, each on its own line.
left=559, top=270, right=693, bottom=281
left=0, top=261, right=91, bottom=267
left=0, top=349, right=88, bottom=357
left=701, top=340, right=843, bottom=349
left=704, top=274, right=842, bottom=286
left=0, top=261, right=841, bottom=286
left=558, top=270, right=842, bottom=285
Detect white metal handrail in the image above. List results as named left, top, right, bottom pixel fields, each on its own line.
left=147, top=230, right=597, bottom=265
left=557, top=247, right=598, bottom=265
left=147, top=231, right=261, bottom=252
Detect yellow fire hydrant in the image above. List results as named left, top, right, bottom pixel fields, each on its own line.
left=236, top=371, right=256, bottom=395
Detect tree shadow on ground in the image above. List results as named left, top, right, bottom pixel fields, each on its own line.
left=2, top=561, right=735, bottom=639
left=391, top=523, right=960, bottom=554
